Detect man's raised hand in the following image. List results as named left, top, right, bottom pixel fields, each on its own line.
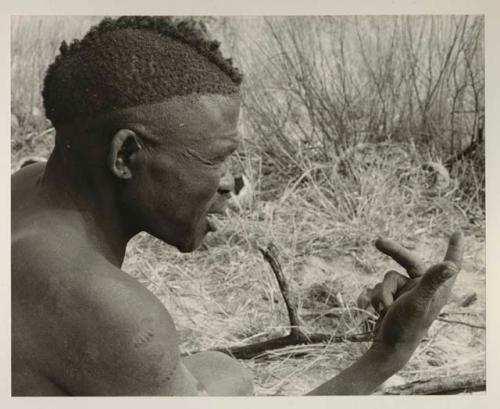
left=358, top=232, right=464, bottom=351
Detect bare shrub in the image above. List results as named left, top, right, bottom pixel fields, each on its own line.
left=216, top=16, right=484, bottom=214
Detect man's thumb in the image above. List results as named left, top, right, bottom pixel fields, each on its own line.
left=416, top=261, right=458, bottom=301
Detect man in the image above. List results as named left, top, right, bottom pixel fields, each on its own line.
left=11, top=16, right=463, bottom=396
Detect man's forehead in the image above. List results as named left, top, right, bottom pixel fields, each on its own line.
left=156, top=93, right=239, bottom=120
left=195, top=94, right=241, bottom=117
left=135, top=94, right=241, bottom=138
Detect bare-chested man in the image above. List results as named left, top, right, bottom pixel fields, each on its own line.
left=11, top=16, right=463, bottom=396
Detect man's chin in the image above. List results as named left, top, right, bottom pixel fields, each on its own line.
left=172, top=233, right=202, bottom=253
left=175, top=242, right=199, bottom=253
left=175, top=227, right=210, bottom=253
left=150, top=220, right=214, bottom=253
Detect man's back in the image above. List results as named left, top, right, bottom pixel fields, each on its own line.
left=12, top=163, right=79, bottom=394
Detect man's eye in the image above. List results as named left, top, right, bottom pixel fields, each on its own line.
left=213, top=156, right=227, bottom=164
left=204, top=152, right=235, bottom=167
left=210, top=155, right=231, bottom=165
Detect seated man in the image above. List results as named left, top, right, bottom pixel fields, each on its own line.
left=11, top=16, right=463, bottom=396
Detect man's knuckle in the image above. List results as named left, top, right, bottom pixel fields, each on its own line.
left=407, top=266, right=419, bottom=276
left=442, top=260, right=459, bottom=273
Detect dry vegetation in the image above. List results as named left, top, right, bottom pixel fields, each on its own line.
left=11, top=16, right=485, bottom=395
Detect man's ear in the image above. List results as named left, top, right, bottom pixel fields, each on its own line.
left=108, top=129, right=142, bottom=180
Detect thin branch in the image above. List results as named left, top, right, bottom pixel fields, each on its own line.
left=383, top=372, right=485, bottom=395
left=444, top=135, right=483, bottom=168
left=214, top=332, right=372, bottom=360
left=437, top=317, right=485, bottom=329
left=258, top=243, right=302, bottom=336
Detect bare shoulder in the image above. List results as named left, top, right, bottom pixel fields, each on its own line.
left=11, top=162, right=46, bottom=206
left=12, top=232, right=182, bottom=395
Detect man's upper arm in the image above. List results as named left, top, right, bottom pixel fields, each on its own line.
left=13, top=235, right=202, bottom=396
left=49, top=264, right=197, bottom=396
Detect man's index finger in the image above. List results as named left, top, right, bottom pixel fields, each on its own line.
left=375, top=238, right=426, bottom=278
left=444, top=231, right=464, bottom=269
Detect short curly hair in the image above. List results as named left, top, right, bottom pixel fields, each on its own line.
left=42, top=16, right=243, bottom=127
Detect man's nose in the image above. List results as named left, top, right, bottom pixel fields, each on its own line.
left=218, top=170, right=235, bottom=195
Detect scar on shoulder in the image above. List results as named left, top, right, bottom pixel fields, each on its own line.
left=132, top=318, right=155, bottom=348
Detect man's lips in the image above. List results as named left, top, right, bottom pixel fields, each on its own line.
left=206, top=196, right=232, bottom=233
left=209, top=195, right=230, bottom=215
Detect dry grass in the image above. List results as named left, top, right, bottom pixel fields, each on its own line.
left=11, top=16, right=485, bottom=395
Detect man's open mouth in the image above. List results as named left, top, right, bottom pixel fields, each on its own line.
left=206, top=215, right=218, bottom=232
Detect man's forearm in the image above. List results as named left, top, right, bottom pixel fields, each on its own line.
left=306, top=343, right=413, bottom=395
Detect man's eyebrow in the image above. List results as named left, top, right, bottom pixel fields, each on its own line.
left=220, top=142, right=239, bottom=155
left=211, top=145, right=237, bottom=162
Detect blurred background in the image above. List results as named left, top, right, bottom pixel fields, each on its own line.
left=11, top=16, right=485, bottom=395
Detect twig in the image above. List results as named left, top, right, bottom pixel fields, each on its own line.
left=383, top=372, right=485, bottom=395
left=437, top=317, right=485, bottom=329
left=440, top=308, right=484, bottom=317
left=444, top=118, right=484, bottom=168
left=214, top=332, right=372, bottom=359
left=258, top=243, right=302, bottom=337
left=458, top=291, right=477, bottom=307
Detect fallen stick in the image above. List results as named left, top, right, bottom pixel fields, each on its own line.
left=258, top=244, right=302, bottom=337
left=437, top=317, right=485, bottom=329
left=214, top=242, right=371, bottom=359
left=458, top=291, right=477, bottom=307
left=383, top=372, right=486, bottom=395
left=215, top=332, right=372, bottom=359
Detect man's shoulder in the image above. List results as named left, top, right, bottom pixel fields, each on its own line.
left=12, top=227, right=162, bottom=315
left=12, top=228, right=181, bottom=395
left=11, top=161, right=46, bottom=184
left=12, top=222, right=94, bottom=279
left=11, top=162, right=46, bottom=206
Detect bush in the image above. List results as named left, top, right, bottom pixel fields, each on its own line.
left=210, top=16, right=484, bottom=215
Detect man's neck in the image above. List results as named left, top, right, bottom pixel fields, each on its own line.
left=42, top=143, right=134, bottom=267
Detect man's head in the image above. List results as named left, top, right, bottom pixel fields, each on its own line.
left=42, top=16, right=243, bottom=252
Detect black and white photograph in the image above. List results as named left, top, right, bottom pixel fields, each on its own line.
left=10, top=14, right=486, bottom=397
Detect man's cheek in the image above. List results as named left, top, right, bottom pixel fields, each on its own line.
left=191, top=174, right=219, bottom=200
